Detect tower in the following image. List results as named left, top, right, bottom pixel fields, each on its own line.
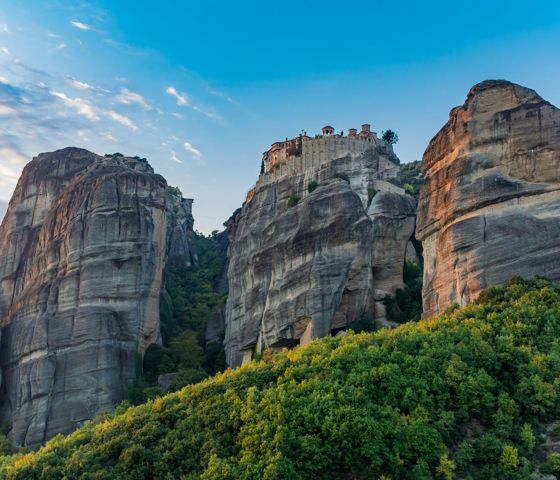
left=322, top=125, right=334, bottom=136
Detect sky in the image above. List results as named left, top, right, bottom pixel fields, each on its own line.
left=0, top=1, right=559, bottom=233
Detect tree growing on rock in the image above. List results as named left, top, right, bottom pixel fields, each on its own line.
left=382, top=129, right=399, bottom=145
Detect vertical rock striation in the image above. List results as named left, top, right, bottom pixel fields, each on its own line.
left=417, top=80, right=560, bottom=317
left=0, top=148, right=172, bottom=447
left=225, top=146, right=417, bottom=366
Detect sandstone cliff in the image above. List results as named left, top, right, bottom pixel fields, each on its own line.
left=417, top=80, right=560, bottom=317
left=225, top=145, right=417, bottom=366
left=0, top=148, right=190, bottom=447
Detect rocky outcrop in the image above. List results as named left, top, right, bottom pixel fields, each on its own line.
left=0, top=148, right=188, bottom=447
left=417, top=80, right=560, bottom=317
left=166, top=191, right=196, bottom=269
left=225, top=146, right=417, bottom=366
left=0, top=200, right=7, bottom=222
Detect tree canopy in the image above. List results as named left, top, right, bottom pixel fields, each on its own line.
left=3, top=277, right=560, bottom=479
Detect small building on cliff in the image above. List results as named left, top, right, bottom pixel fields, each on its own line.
left=262, top=124, right=391, bottom=175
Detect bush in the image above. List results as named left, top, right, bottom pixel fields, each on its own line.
left=287, top=194, right=300, bottom=207
left=384, top=260, right=423, bottom=323
left=307, top=181, right=319, bottom=193
left=404, top=183, right=416, bottom=195
left=167, top=185, right=182, bottom=197
left=349, top=312, right=378, bottom=333
left=170, top=368, right=209, bottom=391
left=368, top=187, right=377, bottom=205
left=541, top=452, right=560, bottom=475
left=335, top=172, right=350, bottom=183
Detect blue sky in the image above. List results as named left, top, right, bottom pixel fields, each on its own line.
left=0, top=1, right=559, bottom=232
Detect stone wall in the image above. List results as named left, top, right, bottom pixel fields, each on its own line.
left=247, top=136, right=400, bottom=202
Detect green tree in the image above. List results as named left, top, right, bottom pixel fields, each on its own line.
left=382, top=129, right=399, bottom=144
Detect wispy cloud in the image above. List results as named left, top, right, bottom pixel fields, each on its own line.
left=170, top=150, right=182, bottom=163
left=1, top=47, right=10, bottom=56
left=0, top=104, right=18, bottom=116
left=0, top=24, right=9, bottom=34
left=50, top=90, right=99, bottom=120
left=100, top=130, right=117, bottom=142
left=165, top=86, right=187, bottom=106
left=71, top=20, right=92, bottom=31
left=115, top=88, right=151, bottom=110
left=193, top=105, right=222, bottom=121
left=183, top=141, right=202, bottom=158
left=208, top=88, right=238, bottom=105
left=106, top=109, right=137, bottom=131
left=166, top=86, right=221, bottom=121
left=66, top=76, right=111, bottom=94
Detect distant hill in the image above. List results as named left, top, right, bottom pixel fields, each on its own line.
left=3, top=276, right=560, bottom=479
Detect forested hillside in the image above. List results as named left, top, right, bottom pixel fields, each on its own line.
left=3, top=277, right=560, bottom=479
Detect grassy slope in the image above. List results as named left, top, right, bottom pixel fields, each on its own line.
left=3, top=277, right=560, bottom=479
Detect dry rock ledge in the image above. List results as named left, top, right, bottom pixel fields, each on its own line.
left=417, top=80, right=560, bottom=317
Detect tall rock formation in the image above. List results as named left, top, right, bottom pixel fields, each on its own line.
left=0, top=148, right=191, bottom=447
left=417, top=80, right=560, bottom=317
left=225, top=133, right=417, bottom=366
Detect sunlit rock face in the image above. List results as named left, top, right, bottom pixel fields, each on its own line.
left=225, top=146, right=417, bottom=367
left=417, top=80, right=560, bottom=318
left=0, top=148, right=170, bottom=448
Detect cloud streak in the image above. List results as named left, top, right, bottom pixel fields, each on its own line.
left=165, top=86, right=187, bottom=106
left=183, top=141, right=202, bottom=158
left=166, top=85, right=222, bottom=121
left=50, top=90, right=99, bottom=120
left=115, top=88, right=151, bottom=110
left=71, top=20, right=92, bottom=31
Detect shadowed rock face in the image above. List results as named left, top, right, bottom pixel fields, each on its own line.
left=417, top=80, right=560, bottom=318
left=0, top=148, right=172, bottom=447
left=225, top=147, right=417, bottom=366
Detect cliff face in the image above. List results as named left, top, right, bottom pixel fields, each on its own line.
left=225, top=146, right=417, bottom=366
left=417, top=80, right=560, bottom=317
left=0, top=148, right=178, bottom=447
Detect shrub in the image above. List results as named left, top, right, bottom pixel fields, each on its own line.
left=335, top=172, right=350, bottom=183
left=404, top=183, right=416, bottom=195
left=349, top=312, right=377, bottom=333
left=167, top=185, right=182, bottom=197
left=384, top=260, right=423, bottom=323
left=287, top=194, right=300, bottom=207
left=367, top=187, right=377, bottom=205
left=541, top=453, right=560, bottom=475
left=307, top=181, right=319, bottom=193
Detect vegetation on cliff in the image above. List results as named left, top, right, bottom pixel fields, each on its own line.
left=130, top=231, right=228, bottom=403
left=3, top=277, right=560, bottom=479
left=384, top=260, right=423, bottom=323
